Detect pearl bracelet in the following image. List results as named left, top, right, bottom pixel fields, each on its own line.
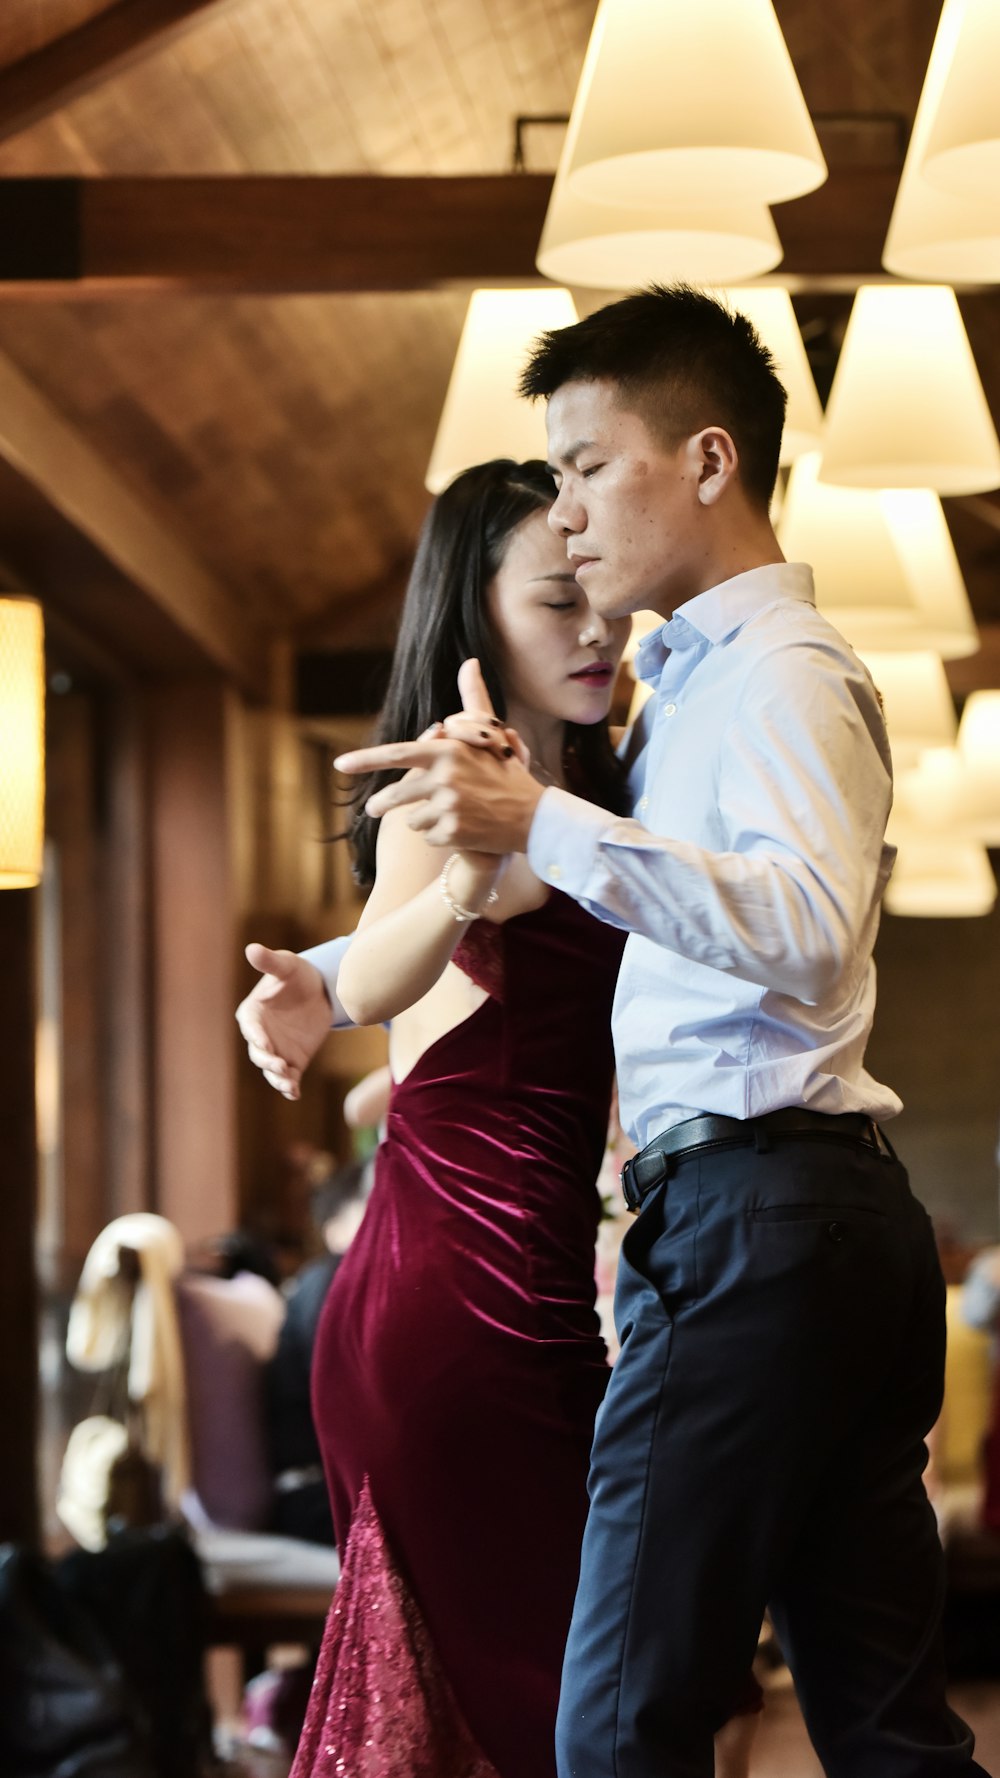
left=439, top=852, right=500, bottom=923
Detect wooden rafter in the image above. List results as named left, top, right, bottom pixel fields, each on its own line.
left=0, top=0, right=237, bottom=145
left=0, top=348, right=267, bottom=693
left=0, top=168, right=903, bottom=295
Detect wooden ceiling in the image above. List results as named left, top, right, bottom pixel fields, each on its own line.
left=0, top=0, right=997, bottom=695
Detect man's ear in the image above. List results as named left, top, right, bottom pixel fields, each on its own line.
left=689, top=427, right=739, bottom=507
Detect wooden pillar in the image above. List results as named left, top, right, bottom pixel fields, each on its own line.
left=148, top=680, right=241, bottom=1242
left=0, top=888, right=40, bottom=1546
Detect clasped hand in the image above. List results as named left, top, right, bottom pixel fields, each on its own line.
left=335, top=660, right=544, bottom=856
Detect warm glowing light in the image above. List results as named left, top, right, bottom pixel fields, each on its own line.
left=819, top=286, right=1000, bottom=495
left=718, top=288, right=822, bottom=464
left=564, top=0, right=826, bottom=208
left=920, top=0, right=1000, bottom=199
left=883, top=0, right=1000, bottom=281
left=857, top=652, right=957, bottom=772
left=884, top=830, right=997, bottom=918
left=777, top=455, right=979, bottom=659
left=958, top=690, right=1000, bottom=768
left=895, top=742, right=1000, bottom=847
left=0, top=595, right=45, bottom=889
left=425, top=289, right=577, bottom=495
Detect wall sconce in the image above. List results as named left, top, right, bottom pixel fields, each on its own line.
left=0, top=593, right=45, bottom=889
left=425, top=288, right=577, bottom=494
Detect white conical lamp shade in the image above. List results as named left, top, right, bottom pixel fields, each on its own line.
left=425, top=289, right=577, bottom=494
left=883, top=0, right=1000, bottom=281
left=717, top=288, right=823, bottom=464
left=895, top=743, right=1000, bottom=847
left=777, top=454, right=979, bottom=659
left=537, top=184, right=781, bottom=289
left=0, top=595, right=45, bottom=889
left=819, top=286, right=1000, bottom=494
left=536, top=42, right=782, bottom=290
left=857, top=651, right=957, bottom=771
left=884, top=828, right=997, bottom=918
left=563, top=0, right=826, bottom=209
left=920, top=0, right=1000, bottom=199
left=959, top=690, right=1000, bottom=767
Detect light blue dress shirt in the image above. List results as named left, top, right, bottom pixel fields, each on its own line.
left=526, top=562, right=902, bottom=1150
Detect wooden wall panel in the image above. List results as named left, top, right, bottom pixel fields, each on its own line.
left=0, top=887, right=40, bottom=1545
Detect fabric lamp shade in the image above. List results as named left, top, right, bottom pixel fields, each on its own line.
left=883, top=829, right=997, bottom=918
left=856, top=652, right=957, bottom=772
left=0, top=595, right=45, bottom=889
left=777, top=454, right=979, bottom=659
left=959, top=690, right=1000, bottom=767
left=883, top=0, right=1000, bottom=281
left=920, top=0, right=1000, bottom=199
left=818, top=286, right=1000, bottom=494
left=536, top=37, right=782, bottom=289
left=717, top=288, right=823, bottom=464
left=536, top=179, right=781, bottom=288
left=563, top=0, right=825, bottom=209
left=425, top=289, right=577, bottom=495
left=895, top=742, right=1000, bottom=847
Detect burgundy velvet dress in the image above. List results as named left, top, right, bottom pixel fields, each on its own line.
left=292, top=892, right=625, bottom=1778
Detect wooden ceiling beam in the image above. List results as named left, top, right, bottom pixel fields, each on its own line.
left=0, top=349, right=267, bottom=693
left=0, top=0, right=239, bottom=145
left=0, top=169, right=903, bottom=295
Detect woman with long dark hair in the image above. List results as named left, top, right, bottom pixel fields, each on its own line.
left=288, top=460, right=758, bottom=1778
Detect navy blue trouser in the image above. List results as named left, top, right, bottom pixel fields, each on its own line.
left=556, top=1132, right=990, bottom=1778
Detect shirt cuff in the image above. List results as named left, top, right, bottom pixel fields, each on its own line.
left=300, top=937, right=354, bottom=1029
left=526, top=785, right=615, bottom=898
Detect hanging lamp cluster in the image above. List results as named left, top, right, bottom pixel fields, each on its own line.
left=425, top=0, right=1000, bottom=915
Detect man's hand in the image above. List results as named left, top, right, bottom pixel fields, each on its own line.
left=334, top=659, right=544, bottom=855
left=236, top=945, right=333, bottom=1100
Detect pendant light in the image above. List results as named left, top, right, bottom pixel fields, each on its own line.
left=920, top=0, right=1000, bottom=200
left=717, top=288, right=823, bottom=464
left=819, top=286, right=1000, bottom=495
left=563, top=0, right=826, bottom=209
left=425, top=289, right=577, bottom=494
left=857, top=652, right=957, bottom=772
left=776, top=454, right=979, bottom=659
left=884, top=831, right=996, bottom=918
left=883, top=0, right=1000, bottom=281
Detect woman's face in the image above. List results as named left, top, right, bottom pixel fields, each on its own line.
left=487, top=508, right=630, bottom=728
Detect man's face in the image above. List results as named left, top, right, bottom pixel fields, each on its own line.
left=545, top=378, right=702, bottom=621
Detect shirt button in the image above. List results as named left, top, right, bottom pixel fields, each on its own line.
left=638, top=796, right=649, bottom=812
left=664, top=702, right=677, bottom=716
left=549, top=865, right=562, bottom=881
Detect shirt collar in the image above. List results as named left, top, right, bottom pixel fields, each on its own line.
left=633, top=562, right=816, bottom=684
left=675, top=561, right=816, bottom=645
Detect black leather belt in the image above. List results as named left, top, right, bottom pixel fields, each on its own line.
left=621, top=1108, right=894, bottom=1213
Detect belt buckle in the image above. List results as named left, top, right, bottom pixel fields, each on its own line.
left=621, top=1156, right=643, bottom=1214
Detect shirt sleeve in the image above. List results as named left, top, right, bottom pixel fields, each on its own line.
left=527, top=640, right=894, bottom=1005
left=300, top=935, right=355, bottom=1029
